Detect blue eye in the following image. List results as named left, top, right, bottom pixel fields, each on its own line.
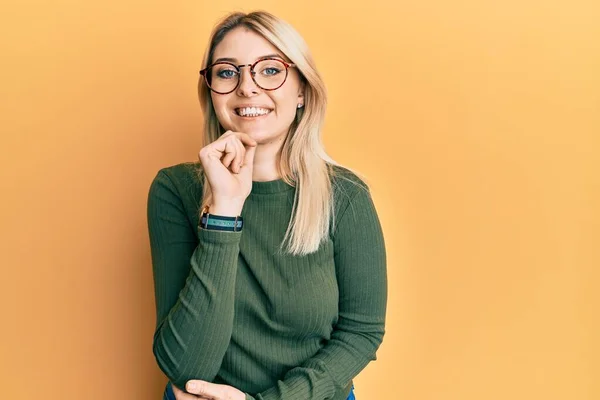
left=262, top=67, right=282, bottom=76
left=216, top=69, right=238, bottom=79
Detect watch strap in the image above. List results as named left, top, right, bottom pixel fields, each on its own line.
left=200, top=212, right=243, bottom=232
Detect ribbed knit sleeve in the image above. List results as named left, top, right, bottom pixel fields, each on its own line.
left=147, top=170, right=242, bottom=391
left=248, top=183, right=388, bottom=400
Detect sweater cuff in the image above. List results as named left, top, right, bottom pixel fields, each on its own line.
left=197, top=225, right=243, bottom=244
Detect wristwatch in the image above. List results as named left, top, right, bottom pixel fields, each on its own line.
left=200, top=205, right=243, bottom=232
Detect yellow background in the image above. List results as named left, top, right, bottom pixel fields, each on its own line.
left=0, top=1, right=598, bottom=399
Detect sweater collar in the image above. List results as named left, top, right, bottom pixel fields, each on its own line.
left=250, top=178, right=295, bottom=194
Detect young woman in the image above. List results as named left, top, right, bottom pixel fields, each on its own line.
left=147, top=10, right=387, bottom=400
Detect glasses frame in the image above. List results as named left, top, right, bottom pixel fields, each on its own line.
left=199, top=57, right=297, bottom=95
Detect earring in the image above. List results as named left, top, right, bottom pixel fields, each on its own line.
left=297, top=104, right=304, bottom=108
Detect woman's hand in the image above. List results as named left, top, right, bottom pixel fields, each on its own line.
left=172, top=383, right=203, bottom=400
left=198, top=130, right=257, bottom=216
left=171, top=380, right=246, bottom=400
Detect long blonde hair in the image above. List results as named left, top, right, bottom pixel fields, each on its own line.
left=197, top=10, right=362, bottom=256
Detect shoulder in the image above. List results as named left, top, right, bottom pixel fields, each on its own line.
left=326, top=164, right=383, bottom=241
left=326, top=163, right=378, bottom=234
left=328, top=163, right=371, bottom=206
left=154, top=161, right=203, bottom=188
left=148, top=161, right=204, bottom=212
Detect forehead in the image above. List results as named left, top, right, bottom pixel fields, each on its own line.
left=212, top=27, right=285, bottom=63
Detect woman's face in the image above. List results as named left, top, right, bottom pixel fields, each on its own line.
left=209, top=27, right=304, bottom=145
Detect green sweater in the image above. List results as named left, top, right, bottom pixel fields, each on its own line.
left=147, top=161, right=387, bottom=400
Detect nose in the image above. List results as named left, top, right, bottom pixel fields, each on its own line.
left=236, top=65, right=260, bottom=97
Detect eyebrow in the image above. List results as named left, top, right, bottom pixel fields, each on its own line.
left=213, top=54, right=287, bottom=64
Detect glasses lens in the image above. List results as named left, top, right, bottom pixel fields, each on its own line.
left=253, top=59, right=287, bottom=90
left=205, top=63, right=239, bottom=93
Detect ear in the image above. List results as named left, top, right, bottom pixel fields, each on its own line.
left=297, top=81, right=305, bottom=105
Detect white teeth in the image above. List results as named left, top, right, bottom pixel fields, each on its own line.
left=237, top=107, right=271, bottom=117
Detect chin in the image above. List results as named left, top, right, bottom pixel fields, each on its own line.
left=246, top=130, right=272, bottom=143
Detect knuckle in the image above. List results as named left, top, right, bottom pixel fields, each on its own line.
left=197, top=381, right=210, bottom=393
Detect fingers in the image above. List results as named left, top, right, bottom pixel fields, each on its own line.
left=227, top=130, right=257, bottom=148
left=232, top=137, right=246, bottom=174
left=220, top=140, right=236, bottom=169
left=238, top=143, right=256, bottom=180
left=208, top=130, right=256, bottom=174
left=172, top=383, right=210, bottom=400
left=186, top=380, right=243, bottom=400
left=198, top=130, right=257, bottom=191
left=221, top=130, right=257, bottom=147
left=219, top=135, right=246, bottom=174
left=186, top=380, right=221, bottom=398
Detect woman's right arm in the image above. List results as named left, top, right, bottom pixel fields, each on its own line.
left=147, top=169, right=242, bottom=391
left=149, top=130, right=256, bottom=391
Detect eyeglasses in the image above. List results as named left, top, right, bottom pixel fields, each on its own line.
left=199, top=57, right=297, bottom=95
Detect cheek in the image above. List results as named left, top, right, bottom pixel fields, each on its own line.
left=273, top=92, right=298, bottom=119
left=211, top=95, right=232, bottom=125
left=275, top=102, right=300, bottom=133
left=211, top=94, right=226, bottom=112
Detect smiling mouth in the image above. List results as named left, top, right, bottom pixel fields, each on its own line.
left=235, top=107, right=273, bottom=117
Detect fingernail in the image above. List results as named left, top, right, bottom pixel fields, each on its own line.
left=187, top=382, right=196, bottom=390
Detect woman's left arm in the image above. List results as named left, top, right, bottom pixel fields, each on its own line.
left=248, top=183, right=388, bottom=400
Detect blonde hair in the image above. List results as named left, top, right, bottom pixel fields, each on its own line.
left=197, top=10, right=364, bottom=256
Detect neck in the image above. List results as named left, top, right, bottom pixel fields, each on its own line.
left=251, top=140, right=282, bottom=182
